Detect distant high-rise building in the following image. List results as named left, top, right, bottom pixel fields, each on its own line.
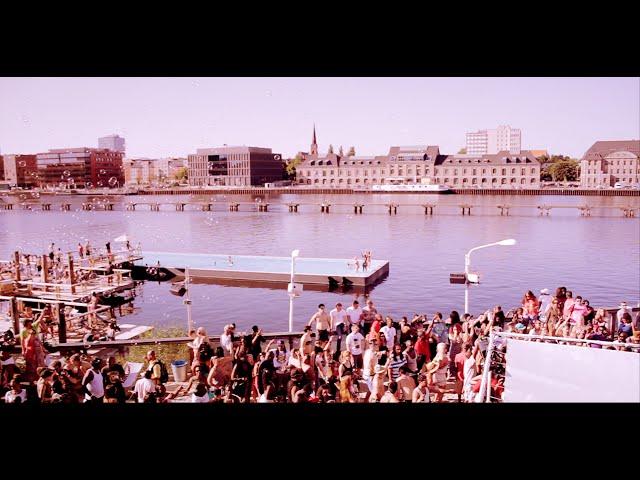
left=98, top=134, right=126, bottom=153
left=466, top=125, right=521, bottom=155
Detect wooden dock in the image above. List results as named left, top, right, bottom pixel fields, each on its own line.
left=1, top=200, right=638, bottom=217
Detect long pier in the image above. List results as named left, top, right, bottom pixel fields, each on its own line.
left=130, top=187, right=640, bottom=197
left=2, top=200, right=637, bottom=217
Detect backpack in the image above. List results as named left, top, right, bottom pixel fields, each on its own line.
left=152, top=360, right=169, bottom=384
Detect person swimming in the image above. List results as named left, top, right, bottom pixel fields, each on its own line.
left=227, top=256, right=234, bottom=266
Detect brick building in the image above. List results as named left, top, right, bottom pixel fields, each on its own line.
left=2, top=154, right=38, bottom=188
left=36, top=148, right=124, bottom=188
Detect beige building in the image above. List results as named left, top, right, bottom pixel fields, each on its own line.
left=580, top=140, right=640, bottom=188
left=187, top=146, right=282, bottom=187
left=296, top=134, right=540, bottom=188
left=124, top=159, right=158, bottom=185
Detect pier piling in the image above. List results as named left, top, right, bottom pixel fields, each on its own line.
left=460, top=205, right=472, bottom=216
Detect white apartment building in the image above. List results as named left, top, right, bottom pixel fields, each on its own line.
left=466, top=125, right=521, bottom=155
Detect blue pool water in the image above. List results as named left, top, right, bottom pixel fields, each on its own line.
left=140, top=251, right=386, bottom=277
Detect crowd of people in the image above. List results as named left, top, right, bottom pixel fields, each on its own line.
left=164, top=288, right=640, bottom=404
left=1, top=284, right=638, bottom=404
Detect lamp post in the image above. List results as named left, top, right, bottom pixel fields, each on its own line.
left=464, top=239, right=517, bottom=314
left=185, top=267, right=193, bottom=333
left=288, top=249, right=300, bottom=333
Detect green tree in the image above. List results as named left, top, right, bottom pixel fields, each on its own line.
left=285, top=154, right=304, bottom=179
left=174, top=167, right=188, bottom=181
left=328, top=144, right=334, bottom=155
left=547, top=160, right=580, bottom=181
left=348, top=146, right=355, bottom=156
left=457, top=148, right=467, bottom=154
left=539, top=155, right=578, bottom=181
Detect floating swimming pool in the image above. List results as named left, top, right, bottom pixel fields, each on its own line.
left=137, top=251, right=390, bottom=287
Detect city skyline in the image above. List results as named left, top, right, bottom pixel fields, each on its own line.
left=0, top=77, right=638, bottom=159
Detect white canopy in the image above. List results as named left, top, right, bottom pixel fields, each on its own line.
left=114, top=234, right=130, bottom=243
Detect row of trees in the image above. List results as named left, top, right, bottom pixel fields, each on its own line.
left=537, top=155, right=580, bottom=182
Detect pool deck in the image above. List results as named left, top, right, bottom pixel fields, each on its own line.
left=138, top=251, right=389, bottom=287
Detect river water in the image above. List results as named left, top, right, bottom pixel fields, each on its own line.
left=1, top=193, right=639, bottom=334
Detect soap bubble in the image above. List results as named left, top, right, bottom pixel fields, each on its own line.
left=19, top=194, right=27, bottom=200
left=18, top=161, right=26, bottom=167
left=63, top=170, right=71, bottom=177
left=31, top=192, right=40, bottom=199
left=99, top=169, right=107, bottom=175
left=108, top=177, right=118, bottom=186
left=97, top=181, right=104, bottom=187
left=85, top=181, right=93, bottom=189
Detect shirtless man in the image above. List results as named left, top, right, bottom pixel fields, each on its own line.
left=308, top=304, right=332, bottom=345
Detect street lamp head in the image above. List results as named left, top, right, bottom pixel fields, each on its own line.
left=291, top=249, right=300, bottom=258
left=497, top=239, right=517, bottom=246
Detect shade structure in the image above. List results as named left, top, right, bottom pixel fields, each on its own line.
left=114, top=234, right=130, bottom=243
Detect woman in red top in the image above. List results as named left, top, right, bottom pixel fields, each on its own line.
left=414, top=330, right=431, bottom=370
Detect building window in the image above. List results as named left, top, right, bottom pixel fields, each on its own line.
left=501, top=169, right=506, bottom=175
left=501, top=178, right=506, bottom=184
left=531, top=168, right=536, bottom=174
left=492, top=168, right=496, bottom=174
left=521, top=178, right=525, bottom=184
left=521, top=168, right=526, bottom=175
left=530, top=178, right=536, bottom=183
left=453, top=178, right=459, bottom=184
left=511, top=168, right=516, bottom=174
left=322, top=170, right=326, bottom=176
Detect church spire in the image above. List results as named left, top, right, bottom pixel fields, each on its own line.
left=310, top=124, right=318, bottom=156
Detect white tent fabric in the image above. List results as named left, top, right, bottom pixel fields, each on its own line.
left=503, top=338, right=640, bottom=402
left=114, top=234, right=130, bottom=242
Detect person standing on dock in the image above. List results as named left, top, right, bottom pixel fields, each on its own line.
left=346, top=300, right=364, bottom=330
left=48, top=243, right=55, bottom=262
left=308, top=304, right=332, bottom=346
left=330, top=303, right=348, bottom=354
left=78, top=243, right=84, bottom=259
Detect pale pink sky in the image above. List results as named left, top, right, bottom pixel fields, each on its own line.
left=0, top=77, right=638, bottom=158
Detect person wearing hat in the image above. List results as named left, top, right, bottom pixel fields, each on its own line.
left=82, top=358, right=105, bottom=403
left=538, top=289, right=552, bottom=322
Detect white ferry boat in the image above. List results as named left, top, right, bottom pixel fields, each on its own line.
left=370, top=184, right=451, bottom=193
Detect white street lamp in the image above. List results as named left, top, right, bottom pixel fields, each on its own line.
left=184, top=267, right=193, bottom=333
left=464, top=239, right=517, bottom=314
left=288, top=249, right=300, bottom=333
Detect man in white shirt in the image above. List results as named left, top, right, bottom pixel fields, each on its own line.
left=538, top=289, right=552, bottom=321
left=616, top=302, right=632, bottom=323
left=133, top=370, right=157, bottom=403
left=362, top=336, right=379, bottom=399
left=346, top=300, right=364, bottom=329
left=220, top=324, right=235, bottom=354
left=379, top=316, right=397, bottom=350
left=346, top=324, right=365, bottom=369
left=330, top=302, right=348, bottom=353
